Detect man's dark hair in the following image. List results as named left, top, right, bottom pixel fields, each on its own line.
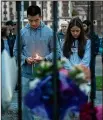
left=83, top=20, right=91, bottom=27
left=27, top=5, right=41, bottom=16
left=6, top=20, right=14, bottom=26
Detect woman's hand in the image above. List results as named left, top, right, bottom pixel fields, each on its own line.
left=79, top=64, right=91, bottom=80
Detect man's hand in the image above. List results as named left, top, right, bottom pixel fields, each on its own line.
left=33, top=54, right=44, bottom=63
left=26, top=54, right=44, bottom=64
left=26, top=57, right=34, bottom=64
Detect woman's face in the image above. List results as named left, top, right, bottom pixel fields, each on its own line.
left=70, top=26, right=81, bottom=39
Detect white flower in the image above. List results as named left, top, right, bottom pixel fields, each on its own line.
left=40, top=61, right=52, bottom=68
left=29, top=78, right=40, bottom=89
left=72, top=65, right=81, bottom=72
left=79, top=83, right=91, bottom=95
left=76, top=73, right=85, bottom=79
left=40, top=61, right=46, bottom=67
left=71, top=67, right=76, bottom=71
left=46, top=61, right=52, bottom=67
left=61, top=57, right=68, bottom=62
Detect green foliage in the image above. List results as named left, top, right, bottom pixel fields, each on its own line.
left=96, top=76, right=103, bottom=90
left=72, top=9, right=79, bottom=16
left=69, top=67, right=87, bottom=85
left=33, top=60, right=88, bottom=86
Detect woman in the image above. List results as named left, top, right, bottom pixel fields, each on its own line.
left=62, top=17, right=91, bottom=70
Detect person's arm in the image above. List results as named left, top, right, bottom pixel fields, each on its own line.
left=80, top=40, right=91, bottom=67
left=62, top=57, right=73, bottom=70
left=13, top=34, right=28, bottom=66
left=99, top=37, right=103, bottom=55
left=45, top=33, right=61, bottom=61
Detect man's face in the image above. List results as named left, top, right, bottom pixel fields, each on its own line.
left=83, top=23, right=88, bottom=31
left=28, top=14, right=42, bottom=29
left=6, top=27, right=10, bottom=36
left=61, top=23, right=68, bottom=34
left=7, top=25, right=13, bottom=31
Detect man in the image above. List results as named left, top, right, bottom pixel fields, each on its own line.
left=83, top=20, right=100, bottom=56
left=13, top=5, right=60, bottom=119
left=83, top=20, right=100, bottom=99
left=57, top=21, right=68, bottom=50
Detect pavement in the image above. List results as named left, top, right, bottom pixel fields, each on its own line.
left=95, top=55, right=103, bottom=76
left=2, top=92, right=18, bottom=120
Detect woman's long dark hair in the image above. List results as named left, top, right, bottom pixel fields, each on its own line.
left=63, top=17, right=87, bottom=59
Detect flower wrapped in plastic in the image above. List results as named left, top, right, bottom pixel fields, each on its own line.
left=1, top=50, right=18, bottom=112
left=24, top=60, right=90, bottom=120
left=80, top=102, right=103, bottom=120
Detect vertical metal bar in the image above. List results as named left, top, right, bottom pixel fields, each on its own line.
left=52, top=1, right=59, bottom=120
left=16, top=1, right=22, bottom=120
left=1, top=1, right=2, bottom=22
left=42, top=1, right=43, bottom=20
left=21, top=1, right=24, bottom=28
left=87, top=1, right=90, bottom=20
left=90, top=1, right=96, bottom=120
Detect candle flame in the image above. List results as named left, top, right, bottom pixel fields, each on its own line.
left=35, top=54, right=39, bottom=59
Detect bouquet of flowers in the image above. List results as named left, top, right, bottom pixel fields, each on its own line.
left=24, top=60, right=90, bottom=120
left=80, top=102, right=103, bottom=120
